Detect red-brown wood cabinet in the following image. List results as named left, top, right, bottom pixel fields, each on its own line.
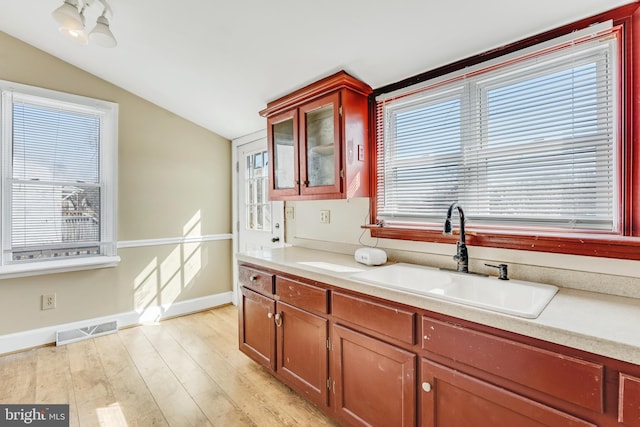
left=238, top=266, right=276, bottom=369
left=259, top=71, right=372, bottom=201
left=332, top=323, right=416, bottom=426
left=331, top=291, right=418, bottom=426
left=239, top=267, right=330, bottom=409
left=420, top=359, right=595, bottom=427
left=238, top=262, right=640, bottom=426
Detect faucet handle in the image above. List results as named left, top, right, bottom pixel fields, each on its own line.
left=485, top=263, right=509, bottom=280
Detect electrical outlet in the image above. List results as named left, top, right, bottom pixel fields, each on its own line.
left=320, top=210, right=331, bottom=224
left=285, top=206, right=295, bottom=220
left=42, top=294, right=56, bottom=310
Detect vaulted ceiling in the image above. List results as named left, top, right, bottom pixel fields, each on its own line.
left=0, top=0, right=634, bottom=140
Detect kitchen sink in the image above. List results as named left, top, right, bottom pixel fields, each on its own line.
left=350, top=263, right=558, bottom=318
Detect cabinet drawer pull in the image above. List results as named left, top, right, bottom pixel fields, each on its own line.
left=267, top=312, right=273, bottom=319
left=274, top=313, right=283, bottom=327
left=422, top=382, right=432, bottom=393
left=250, top=275, right=258, bottom=282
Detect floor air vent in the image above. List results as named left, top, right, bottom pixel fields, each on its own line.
left=56, top=320, right=118, bottom=346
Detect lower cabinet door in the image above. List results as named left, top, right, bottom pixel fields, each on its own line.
left=619, top=373, right=640, bottom=427
left=332, top=324, right=416, bottom=427
left=239, top=287, right=275, bottom=370
left=276, top=301, right=329, bottom=408
left=420, top=358, right=596, bottom=427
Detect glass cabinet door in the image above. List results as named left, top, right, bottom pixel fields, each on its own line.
left=268, top=110, right=298, bottom=196
left=300, top=92, right=340, bottom=195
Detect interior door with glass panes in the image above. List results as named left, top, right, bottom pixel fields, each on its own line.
left=238, top=139, right=283, bottom=253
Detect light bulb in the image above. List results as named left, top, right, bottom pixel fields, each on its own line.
left=60, top=27, right=89, bottom=45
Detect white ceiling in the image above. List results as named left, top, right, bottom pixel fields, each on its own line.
left=0, top=0, right=634, bottom=140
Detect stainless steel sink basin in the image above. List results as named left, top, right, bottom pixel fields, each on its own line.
left=350, top=263, right=558, bottom=318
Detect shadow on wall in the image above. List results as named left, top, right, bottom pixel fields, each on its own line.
left=133, top=211, right=207, bottom=322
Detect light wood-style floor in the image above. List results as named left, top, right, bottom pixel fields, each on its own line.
left=0, top=305, right=338, bottom=426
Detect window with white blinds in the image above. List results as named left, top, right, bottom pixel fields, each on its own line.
left=376, top=23, right=620, bottom=233
left=0, top=81, right=118, bottom=275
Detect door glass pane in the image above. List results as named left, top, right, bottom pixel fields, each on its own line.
left=306, top=104, right=335, bottom=187
left=273, top=119, right=295, bottom=189
left=246, top=155, right=253, bottom=179
left=245, top=150, right=272, bottom=231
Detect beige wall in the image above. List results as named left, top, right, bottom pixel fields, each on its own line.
left=0, top=32, right=232, bottom=335
left=286, top=198, right=640, bottom=298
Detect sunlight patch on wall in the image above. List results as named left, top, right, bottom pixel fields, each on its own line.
left=134, top=257, right=159, bottom=319
left=182, top=210, right=203, bottom=288
left=184, top=210, right=202, bottom=238
left=182, top=241, right=201, bottom=287
left=160, top=245, right=183, bottom=305
left=133, top=210, right=205, bottom=323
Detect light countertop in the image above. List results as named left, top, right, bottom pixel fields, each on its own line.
left=237, top=246, right=640, bottom=366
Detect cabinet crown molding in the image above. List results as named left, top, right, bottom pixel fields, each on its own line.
left=259, top=70, right=372, bottom=118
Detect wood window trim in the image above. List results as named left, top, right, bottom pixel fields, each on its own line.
left=365, top=225, right=640, bottom=261
left=367, top=3, right=640, bottom=261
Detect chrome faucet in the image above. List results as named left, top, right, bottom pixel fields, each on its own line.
left=444, top=202, right=468, bottom=273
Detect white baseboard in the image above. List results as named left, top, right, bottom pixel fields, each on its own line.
left=0, top=291, right=233, bottom=355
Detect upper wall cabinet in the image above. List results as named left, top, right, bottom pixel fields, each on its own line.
left=260, top=71, right=372, bottom=201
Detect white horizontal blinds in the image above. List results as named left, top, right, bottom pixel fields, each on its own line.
left=376, top=26, right=619, bottom=232
left=473, top=42, right=616, bottom=229
left=377, top=83, right=466, bottom=220
left=10, top=95, right=102, bottom=260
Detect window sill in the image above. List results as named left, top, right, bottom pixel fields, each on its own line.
left=367, top=225, right=640, bottom=261
left=0, top=255, right=121, bottom=280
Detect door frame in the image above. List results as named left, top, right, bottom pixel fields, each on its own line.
left=232, top=129, right=285, bottom=305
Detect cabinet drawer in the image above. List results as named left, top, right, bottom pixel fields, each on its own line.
left=239, top=265, right=274, bottom=296
left=276, top=276, right=328, bottom=314
left=619, top=373, right=640, bottom=426
left=422, top=317, right=604, bottom=412
left=332, top=292, right=415, bottom=345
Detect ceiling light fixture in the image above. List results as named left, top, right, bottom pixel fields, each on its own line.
left=52, top=0, right=117, bottom=47
left=89, top=14, right=116, bottom=48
